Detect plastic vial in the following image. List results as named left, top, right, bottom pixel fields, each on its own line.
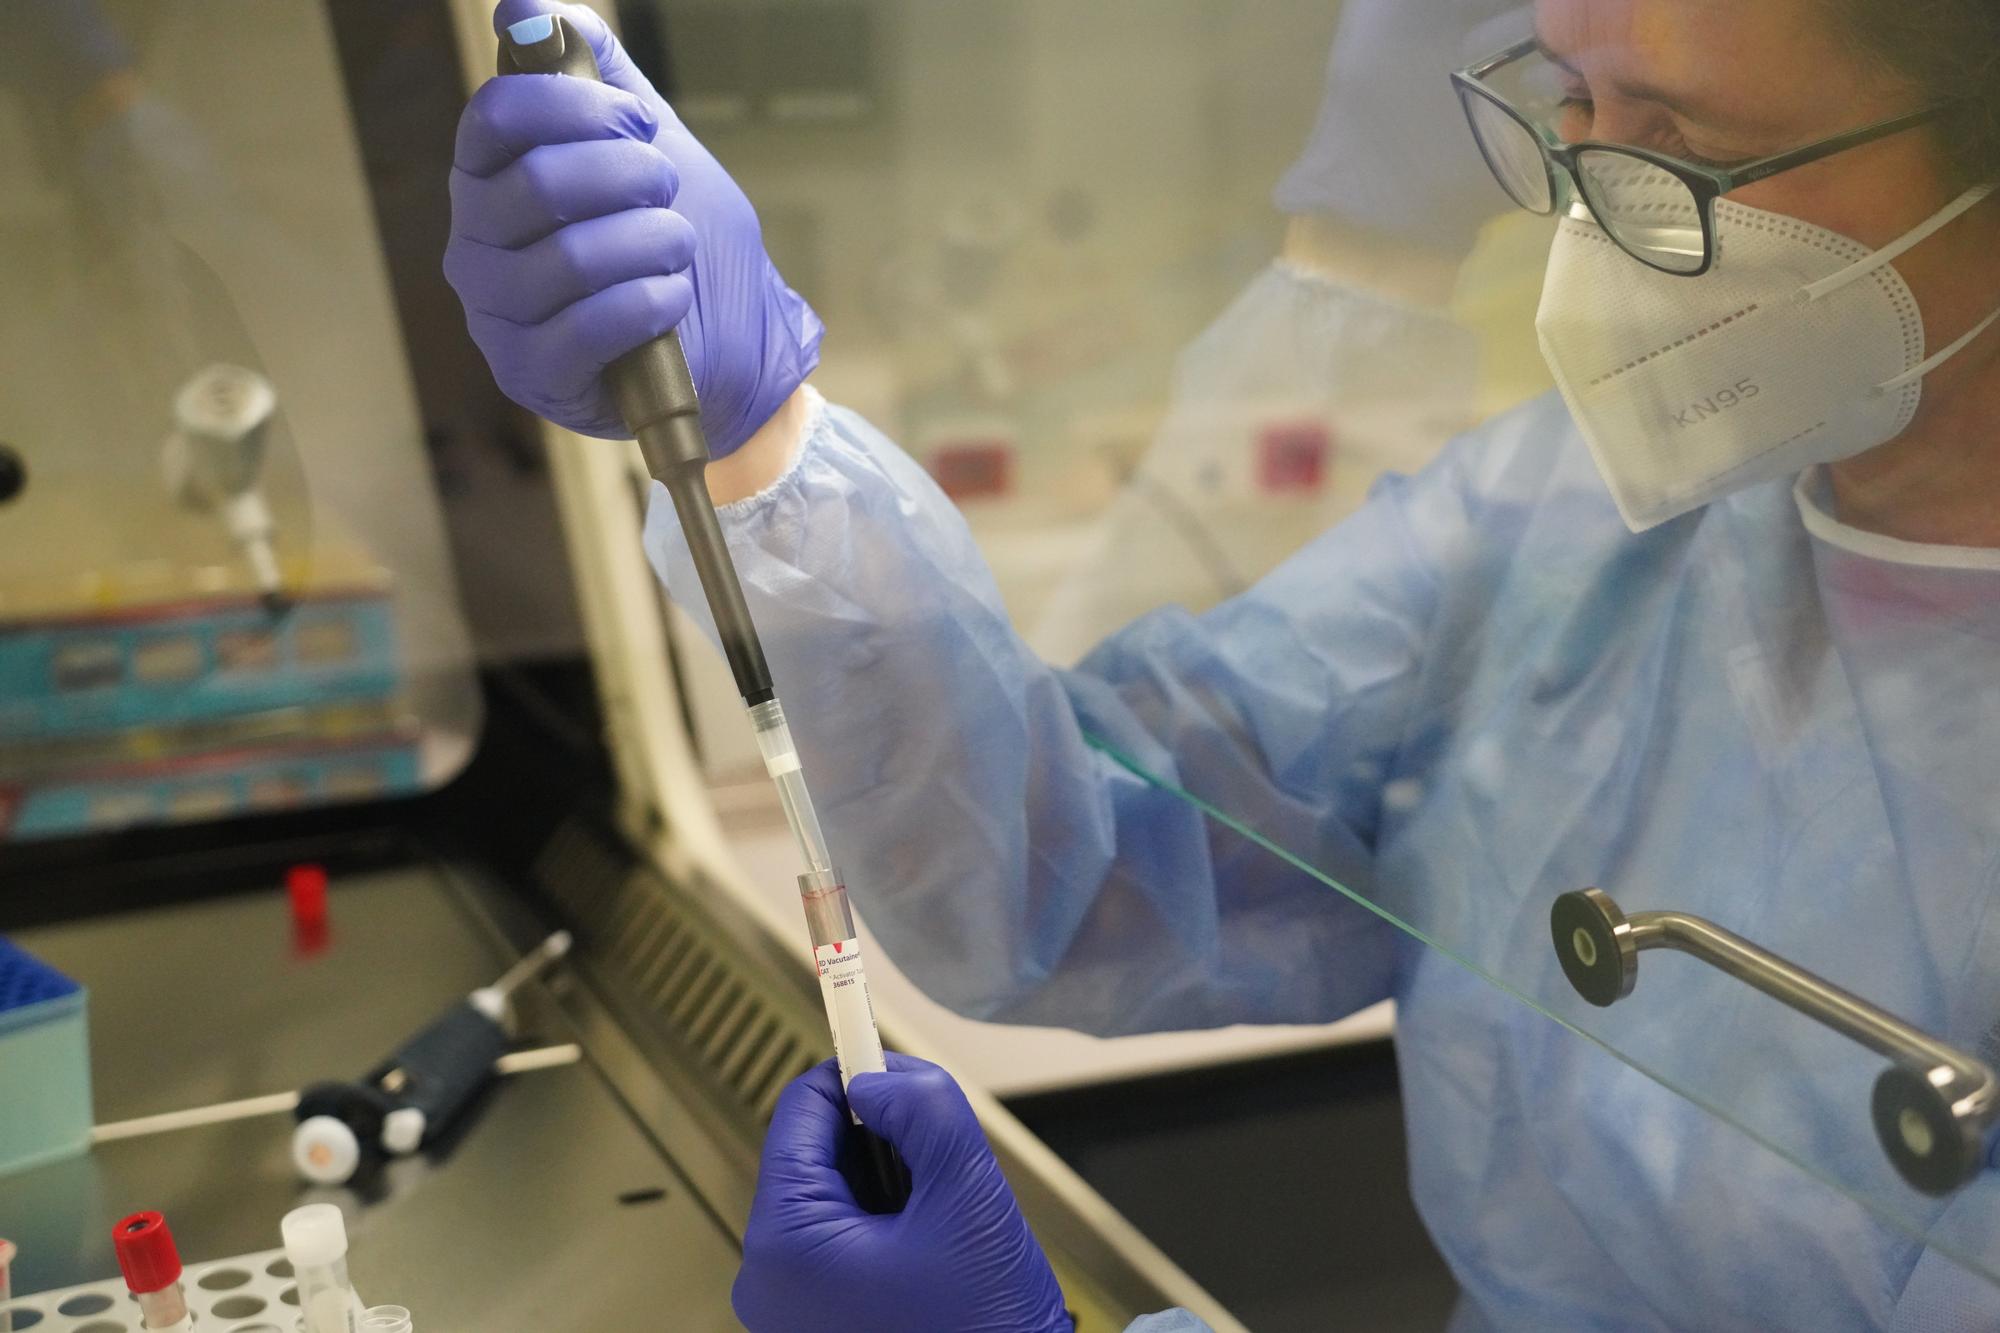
left=361, top=1307, right=414, bottom=1332
left=282, top=1204, right=363, bottom=1333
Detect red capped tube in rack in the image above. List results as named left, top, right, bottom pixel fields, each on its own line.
left=114, top=1212, right=192, bottom=1331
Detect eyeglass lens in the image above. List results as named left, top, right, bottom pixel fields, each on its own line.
left=1459, top=86, right=1556, bottom=214
left=1573, top=150, right=1707, bottom=273
left=1460, top=44, right=1713, bottom=274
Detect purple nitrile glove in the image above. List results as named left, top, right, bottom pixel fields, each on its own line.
left=444, top=0, right=821, bottom=456
left=733, top=1055, right=1073, bottom=1333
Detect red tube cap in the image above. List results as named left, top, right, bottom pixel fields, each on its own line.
left=113, top=1211, right=181, bottom=1294
left=287, top=863, right=329, bottom=926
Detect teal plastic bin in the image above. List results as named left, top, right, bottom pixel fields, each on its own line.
left=0, top=938, right=92, bottom=1175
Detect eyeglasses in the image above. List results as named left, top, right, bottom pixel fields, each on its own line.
left=1451, top=39, right=1940, bottom=276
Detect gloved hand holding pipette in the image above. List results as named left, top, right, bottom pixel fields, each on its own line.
left=445, top=0, right=820, bottom=456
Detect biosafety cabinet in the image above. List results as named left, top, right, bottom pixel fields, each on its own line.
left=0, top=2, right=1249, bottom=1325
left=12, top=3, right=2000, bottom=1331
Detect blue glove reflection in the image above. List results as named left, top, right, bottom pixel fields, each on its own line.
left=1275, top=0, right=1530, bottom=255
left=733, top=1054, right=1073, bottom=1333
left=445, top=1, right=821, bottom=455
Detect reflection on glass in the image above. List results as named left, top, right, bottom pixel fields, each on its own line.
left=0, top=0, right=477, bottom=841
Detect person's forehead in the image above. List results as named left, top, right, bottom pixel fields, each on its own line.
left=1533, top=0, right=1864, bottom=127
left=1533, top=0, right=1824, bottom=57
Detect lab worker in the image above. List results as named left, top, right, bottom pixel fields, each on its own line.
left=446, top=1, right=2000, bottom=1328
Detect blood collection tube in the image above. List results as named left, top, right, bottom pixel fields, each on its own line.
left=800, top=868, right=910, bottom=1212
left=798, top=869, right=886, bottom=1091
left=113, top=1212, right=192, bottom=1332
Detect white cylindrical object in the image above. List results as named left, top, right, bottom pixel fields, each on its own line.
left=221, top=490, right=283, bottom=599
left=282, top=1202, right=349, bottom=1267
left=222, top=487, right=276, bottom=544
left=282, top=1204, right=363, bottom=1333
left=361, top=1306, right=413, bottom=1332
left=381, top=1107, right=427, bottom=1156
left=293, top=1115, right=363, bottom=1186
left=748, top=699, right=800, bottom=774
left=174, top=363, right=276, bottom=441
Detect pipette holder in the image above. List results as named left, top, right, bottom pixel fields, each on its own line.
left=0, top=1248, right=295, bottom=1331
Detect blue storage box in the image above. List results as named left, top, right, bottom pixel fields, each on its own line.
left=0, top=939, right=92, bottom=1174
left=0, top=590, right=402, bottom=745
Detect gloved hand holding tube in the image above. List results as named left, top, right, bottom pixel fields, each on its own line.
left=733, top=1056, right=1078, bottom=1333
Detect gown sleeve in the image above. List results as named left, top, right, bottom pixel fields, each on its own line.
left=644, top=391, right=1486, bottom=1033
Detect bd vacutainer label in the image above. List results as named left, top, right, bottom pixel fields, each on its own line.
left=815, top=938, right=886, bottom=1103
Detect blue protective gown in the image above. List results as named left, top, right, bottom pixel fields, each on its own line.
left=646, top=387, right=2000, bottom=1332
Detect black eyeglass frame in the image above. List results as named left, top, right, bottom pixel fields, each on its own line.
left=1451, top=38, right=1941, bottom=276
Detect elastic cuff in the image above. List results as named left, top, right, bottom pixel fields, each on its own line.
left=714, top=384, right=829, bottom=521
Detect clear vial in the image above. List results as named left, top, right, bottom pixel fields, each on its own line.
left=361, top=1307, right=414, bottom=1332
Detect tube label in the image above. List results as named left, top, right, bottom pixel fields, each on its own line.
left=815, top=938, right=886, bottom=1121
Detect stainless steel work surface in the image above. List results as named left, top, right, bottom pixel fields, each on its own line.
left=3, top=867, right=745, bottom=1329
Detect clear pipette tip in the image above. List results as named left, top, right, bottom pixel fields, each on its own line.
left=748, top=699, right=836, bottom=874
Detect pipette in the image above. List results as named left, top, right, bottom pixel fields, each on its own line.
left=292, top=931, right=570, bottom=1185
left=498, top=13, right=911, bottom=1214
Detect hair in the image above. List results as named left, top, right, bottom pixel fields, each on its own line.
left=1833, top=0, right=2000, bottom=184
